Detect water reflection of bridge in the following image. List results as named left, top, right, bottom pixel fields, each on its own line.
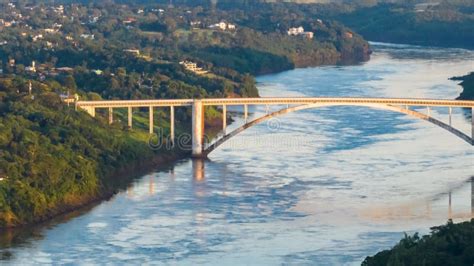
left=127, top=160, right=474, bottom=221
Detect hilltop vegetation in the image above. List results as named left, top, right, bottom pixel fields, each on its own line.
left=331, top=3, right=474, bottom=49
left=363, top=219, right=474, bottom=266
left=181, top=0, right=474, bottom=49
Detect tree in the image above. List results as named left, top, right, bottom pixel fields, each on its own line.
left=63, top=75, right=77, bottom=93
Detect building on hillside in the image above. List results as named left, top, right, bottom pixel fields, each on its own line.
left=288, top=26, right=314, bottom=39
left=209, top=22, right=236, bottom=31
left=44, top=28, right=58, bottom=33
left=179, top=61, right=208, bottom=75
left=32, top=34, right=44, bottom=42
left=301, top=31, right=314, bottom=39
left=190, top=20, right=202, bottom=28
left=124, top=49, right=140, bottom=56
left=209, top=22, right=227, bottom=31
left=123, top=18, right=137, bottom=24
left=288, top=26, right=305, bottom=36
left=80, top=34, right=95, bottom=40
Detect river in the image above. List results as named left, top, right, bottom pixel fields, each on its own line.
left=1, top=43, right=474, bottom=265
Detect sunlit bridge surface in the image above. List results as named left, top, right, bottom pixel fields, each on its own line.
left=1, top=43, right=474, bottom=265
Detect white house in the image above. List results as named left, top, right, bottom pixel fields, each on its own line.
left=209, top=22, right=227, bottom=31
left=288, top=26, right=314, bottom=39
left=288, top=26, right=305, bottom=36
left=190, top=21, right=202, bottom=28
left=179, top=61, right=208, bottom=75
left=209, top=22, right=236, bottom=31
left=32, top=34, right=43, bottom=42
left=80, top=34, right=95, bottom=40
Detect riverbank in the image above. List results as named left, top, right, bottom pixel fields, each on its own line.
left=363, top=219, right=474, bottom=265
left=452, top=72, right=474, bottom=100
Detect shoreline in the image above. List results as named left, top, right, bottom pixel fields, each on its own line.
left=0, top=149, right=191, bottom=231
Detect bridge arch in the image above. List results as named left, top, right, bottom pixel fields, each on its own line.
left=203, top=103, right=473, bottom=157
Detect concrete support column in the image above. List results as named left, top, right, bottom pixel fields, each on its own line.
left=192, top=100, right=204, bottom=157
left=244, top=104, right=248, bottom=123
left=128, top=107, right=133, bottom=128
left=149, top=106, right=154, bottom=134
left=108, top=107, right=113, bottom=125
left=222, top=105, right=227, bottom=132
left=170, top=106, right=175, bottom=144
left=427, top=106, right=431, bottom=117
left=449, top=107, right=452, bottom=126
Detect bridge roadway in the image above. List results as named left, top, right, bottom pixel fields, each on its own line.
left=77, top=97, right=474, bottom=108
left=75, top=97, right=474, bottom=157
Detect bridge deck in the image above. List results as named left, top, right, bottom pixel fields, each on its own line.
left=76, top=97, right=474, bottom=108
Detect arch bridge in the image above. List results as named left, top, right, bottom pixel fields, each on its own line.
left=76, top=97, right=474, bottom=158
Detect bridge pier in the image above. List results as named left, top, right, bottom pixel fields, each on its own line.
left=244, top=104, right=248, bottom=123
left=149, top=106, right=154, bottom=134
left=170, top=106, right=175, bottom=145
left=128, top=107, right=133, bottom=128
left=449, top=107, right=452, bottom=126
left=223, top=105, right=227, bottom=132
left=192, top=100, right=204, bottom=158
left=108, top=107, right=113, bottom=125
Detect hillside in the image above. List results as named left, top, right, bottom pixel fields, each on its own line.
left=363, top=220, right=474, bottom=266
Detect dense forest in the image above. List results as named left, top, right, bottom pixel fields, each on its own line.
left=0, top=76, right=191, bottom=227
left=331, top=3, right=474, bottom=49
left=363, top=219, right=474, bottom=265
left=165, top=0, right=474, bottom=49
